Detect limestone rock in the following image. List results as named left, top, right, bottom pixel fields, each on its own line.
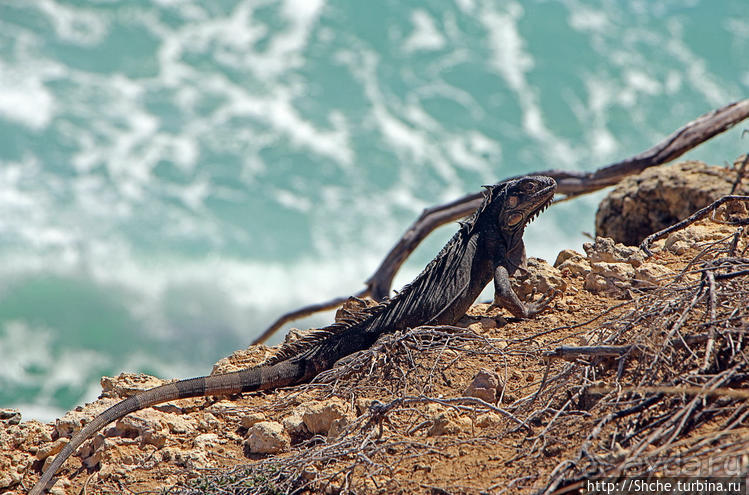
left=554, top=249, right=590, bottom=278
left=0, top=409, right=21, bottom=425
left=115, top=409, right=170, bottom=448
left=426, top=407, right=472, bottom=437
left=584, top=237, right=644, bottom=267
left=35, top=437, right=67, bottom=461
left=77, top=436, right=117, bottom=469
left=159, top=446, right=214, bottom=469
left=0, top=416, right=54, bottom=490
left=282, top=412, right=308, bottom=437
left=596, top=160, right=748, bottom=245
left=664, top=222, right=741, bottom=255
left=244, top=421, right=290, bottom=454
left=206, top=400, right=246, bottom=418
left=475, top=412, right=502, bottom=428
left=464, top=369, right=502, bottom=404
left=511, top=257, right=567, bottom=300
left=584, top=273, right=615, bottom=294
left=164, top=413, right=198, bottom=434
left=582, top=237, right=658, bottom=296
left=211, top=345, right=274, bottom=374
left=300, top=398, right=353, bottom=435
left=55, top=398, right=118, bottom=438
left=635, top=262, right=675, bottom=287
left=578, top=235, right=682, bottom=295
left=240, top=412, right=267, bottom=429
left=48, top=476, right=71, bottom=495
left=197, top=412, right=220, bottom=432
left=100, top=373, right=173, bottom=399
left=590, top=261, right=636, bottom=282
left=193, top=433, right=221, bottom=449
left=327, top=417, right=350, bottom=441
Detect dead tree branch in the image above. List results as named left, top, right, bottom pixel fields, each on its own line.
left=252, top=99, right=749, bottom=345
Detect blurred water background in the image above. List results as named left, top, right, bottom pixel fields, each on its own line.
left=0, top=0, right=747, bottom=421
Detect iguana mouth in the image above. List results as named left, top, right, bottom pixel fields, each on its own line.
left=525, top=181, right=556, bottom=226
left=528, top=196, right=552, bottom=223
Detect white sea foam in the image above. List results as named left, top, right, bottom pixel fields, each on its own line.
left=10, top=404, right=65, bottom=424
left=35, top=0, right=109, bottom=46
left=480, top=3, right=578, bottom=168
left=403, top=10, right=446, bottom=53
left=567, top=2, right=611, bottom=34
left=337, top=48, right=476, bottom=195
left=0, top=60, right=56, bottom=130
left=664, top=20, right=735, bottom=106
left=0, top=320, right=107, bottom=421
left=453, top=0, right=476, bottom=14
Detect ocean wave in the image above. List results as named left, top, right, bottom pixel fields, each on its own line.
left=0, top=0, right=747, bottom=421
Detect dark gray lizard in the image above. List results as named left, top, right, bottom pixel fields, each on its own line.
left=30, top=175, right=556, bottom=494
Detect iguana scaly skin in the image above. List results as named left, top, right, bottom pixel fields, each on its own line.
left=30, top=176, right=556, bottom=494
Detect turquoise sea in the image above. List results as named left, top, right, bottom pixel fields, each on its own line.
left=0, top=0, right=747, bottom=421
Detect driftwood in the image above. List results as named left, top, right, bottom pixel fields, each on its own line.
left=252, top=99, right=749, bottom=345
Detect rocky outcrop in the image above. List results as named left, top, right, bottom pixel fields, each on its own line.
left=511, top=257, right=567, bottom=300
left=582, top=237, right=672, bottom=296
left=595, top=159, right=748, bottom=245
left=0, top=410, right=53, bottom=491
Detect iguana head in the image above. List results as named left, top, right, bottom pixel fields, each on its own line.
left=473, top=176, right=556, bottom=238
left=496, top=176, right=556, bottom=231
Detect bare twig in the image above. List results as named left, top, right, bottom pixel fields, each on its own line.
left=588, top=384, right=749, bottom=400
left=731, top=154, right=749, bottom=194
left=640, top=195, right=749, bottom=256
left=543, top=345, right=631, bottom=362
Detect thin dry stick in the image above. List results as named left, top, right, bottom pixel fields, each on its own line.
left=731, top=153, right=749, bottom=194
left=253, top=99, right=749, bottom=344
left=640, top=195, right=749, bottom=256
left=702, top=270, right=718, bottom=371
left=543, top=345, right=631, bottom=362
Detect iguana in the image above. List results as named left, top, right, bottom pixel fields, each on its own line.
left=30, top=176, right=556, bottom=494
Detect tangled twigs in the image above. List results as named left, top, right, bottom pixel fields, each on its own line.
left=538, top=230, right=749, bottom=494
left=640, top=195, right=749, bottom=256
left=365, top=395, right=527, bottom=428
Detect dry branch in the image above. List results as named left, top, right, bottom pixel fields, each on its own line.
left=252, top=99, right=749, bottom=345
left=639, top=195, right=749, bottom=256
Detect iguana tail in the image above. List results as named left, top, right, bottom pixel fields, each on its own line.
left=30, top=360, right=307, bottom=495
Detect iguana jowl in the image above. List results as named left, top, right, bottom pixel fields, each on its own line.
left=31, top=176, right=556, bottom=494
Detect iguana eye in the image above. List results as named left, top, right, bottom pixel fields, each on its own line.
left=506, top=212, right=523, bottom=226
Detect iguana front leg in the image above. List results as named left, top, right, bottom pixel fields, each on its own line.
left=491, top=265, right=555, bottom=318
